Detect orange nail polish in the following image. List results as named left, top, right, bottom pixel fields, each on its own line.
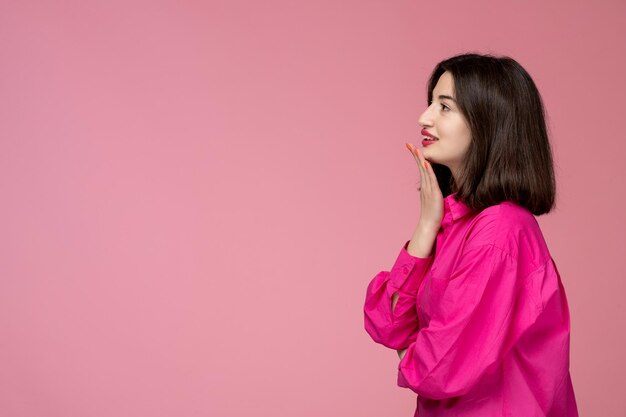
left=423, top=161, right=428, bottom=169
left=406, top=143, right=411, bottom=151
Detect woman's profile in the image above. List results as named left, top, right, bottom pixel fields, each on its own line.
left=363, top=53, right=579, bottom=416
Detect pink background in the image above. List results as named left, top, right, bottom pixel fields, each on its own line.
left=1, top=1, right=625, bottom=416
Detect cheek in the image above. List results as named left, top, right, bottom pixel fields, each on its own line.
left=452, top=126, right=472, bottom=150
left=458, top=133, right=472, bottom=151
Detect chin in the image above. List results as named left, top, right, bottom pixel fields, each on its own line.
left=422, top=148, right=435, bottom=161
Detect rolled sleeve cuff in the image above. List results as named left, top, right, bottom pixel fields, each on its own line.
left=389, top=240, right=433, bottom=295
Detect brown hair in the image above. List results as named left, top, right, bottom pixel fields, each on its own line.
left=427, top=53, right=556, bottom=216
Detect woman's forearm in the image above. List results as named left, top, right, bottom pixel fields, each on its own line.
left=407, top=223, right=439, bottom=258
left=393, top=225, right=437, bottom=359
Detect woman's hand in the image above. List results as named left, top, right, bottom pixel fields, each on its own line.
left=405, top=143, right=444, bottom=232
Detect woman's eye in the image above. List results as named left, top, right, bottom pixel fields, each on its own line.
left=428, top=101, right=450, bottom=112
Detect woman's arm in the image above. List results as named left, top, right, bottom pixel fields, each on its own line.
left=394, top=225, right=437, bottom=358
left=363, top=228, right=435, bottom=350
left=365, top=144, right=441, bottom=350
left=406, top=223, right=439, bottom=258
left=396, top=244, right=544, bottom=399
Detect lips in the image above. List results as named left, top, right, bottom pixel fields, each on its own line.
left=421, top=129, right=438, bottom=140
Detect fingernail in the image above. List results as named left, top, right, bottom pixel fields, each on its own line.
left=405, top=143, right=411, bottom=151
left=423, top=161, right=428, bottom=169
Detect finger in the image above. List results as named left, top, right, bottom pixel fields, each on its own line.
left=412, top=146, right=431, bottom=191
left=423, top=159, right=433, bottom=190
left=405, top=142, right=419, bottom=164
left=406, top=143, right=426, bottom=190
left=407, top=143, right=425, bottom=174
left=406, top=143, right=423, bottom=175
left=424, top=159, right=442, bottom=195
left=405, top=143, right=422, bottom=190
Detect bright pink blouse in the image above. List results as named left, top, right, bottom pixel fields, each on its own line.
left=364, top=193, right=579, bottom=416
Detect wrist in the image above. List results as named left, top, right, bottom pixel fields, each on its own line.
left=407, top=225, right=438, bottom=258
left=416, top=221, right=440, bottom=235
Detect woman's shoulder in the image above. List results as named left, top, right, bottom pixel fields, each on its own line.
left=465, top=200, right=550, bottom=265
left=477, top=200, right=538, bottom=229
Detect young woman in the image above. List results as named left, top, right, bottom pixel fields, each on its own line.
left=363, top=53, right=579, bottom=417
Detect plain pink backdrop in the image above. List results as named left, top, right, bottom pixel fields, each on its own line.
left=1, top=1, right=625, bottom=416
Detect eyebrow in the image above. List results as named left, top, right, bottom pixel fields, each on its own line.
left=437, top=94, right=456, bottom=102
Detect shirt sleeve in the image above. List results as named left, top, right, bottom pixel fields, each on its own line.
left=363, top=240, right=434, bottom=350
left=397, top=243, right=543, bottom=400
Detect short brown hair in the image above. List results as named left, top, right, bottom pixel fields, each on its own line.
left=427, top=53, right=556, bottom=216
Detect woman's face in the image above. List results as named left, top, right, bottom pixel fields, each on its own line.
left=418, top=71, right=472, bottom=181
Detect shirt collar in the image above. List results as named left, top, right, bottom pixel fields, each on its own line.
left=443, top=192, right=474, bottom=222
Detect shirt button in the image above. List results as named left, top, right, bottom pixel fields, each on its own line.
left=403, top=266, right=410, bottom=274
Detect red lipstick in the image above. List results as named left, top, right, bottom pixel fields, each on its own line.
left=421, top=129, right=438, bottom=146
left=421, top=129, right=437, bottom=139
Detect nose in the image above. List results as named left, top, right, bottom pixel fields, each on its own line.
left=417, top=103, right=433, bottom=128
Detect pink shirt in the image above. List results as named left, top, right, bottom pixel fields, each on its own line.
left=364, top=192, right=579, bottom=417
